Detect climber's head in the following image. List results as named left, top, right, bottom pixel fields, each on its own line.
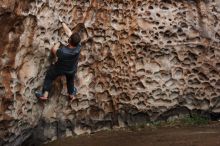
left=68, top=33, right=81, bottom=47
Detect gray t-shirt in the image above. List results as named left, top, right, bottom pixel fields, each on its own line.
left=55, top=44, right=81, bottom=73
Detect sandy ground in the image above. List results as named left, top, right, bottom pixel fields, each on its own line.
left=44, top=122, right=220, bottom=146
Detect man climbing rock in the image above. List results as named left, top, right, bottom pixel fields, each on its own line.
left=35, top=18, right=81, bottom=101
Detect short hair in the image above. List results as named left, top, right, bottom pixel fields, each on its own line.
left=69, top=33, right=81, bottom=46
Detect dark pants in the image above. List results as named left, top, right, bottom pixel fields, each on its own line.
left=42, top=66, right=75, bottom=95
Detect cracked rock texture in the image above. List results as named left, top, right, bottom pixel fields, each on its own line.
left=0, top=0, right=220, bottom=145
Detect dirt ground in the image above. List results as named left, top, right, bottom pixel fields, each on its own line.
left=44, top=122, right=220, bottom=146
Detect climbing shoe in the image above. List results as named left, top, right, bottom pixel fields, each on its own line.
left=69, top=87, right=77, bottom=101
left=71, top=87, right=77, bottom=96
left=35, top=91, right=48, bottom=100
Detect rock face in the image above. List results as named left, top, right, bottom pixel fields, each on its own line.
left=0, top=0, right=220, bottom=145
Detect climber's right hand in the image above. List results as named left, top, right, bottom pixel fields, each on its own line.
left=59, top=16, right=63, bottom=23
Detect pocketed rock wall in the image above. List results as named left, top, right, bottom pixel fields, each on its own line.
left=0, top=0, right=220, bottom=145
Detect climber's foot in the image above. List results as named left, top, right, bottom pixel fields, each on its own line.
left=69, top=95, right=77, bottom=101
left=35, top=91, right=48, bottom=100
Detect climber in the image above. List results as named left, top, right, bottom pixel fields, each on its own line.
left=35, top=17, right=81, bottom=101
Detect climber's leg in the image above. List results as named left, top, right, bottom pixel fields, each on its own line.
left=43, top=66, right=60, bottom=95
left=65, top=72, right=77, bottom=100
left=35, top=66, right=59, bottom=100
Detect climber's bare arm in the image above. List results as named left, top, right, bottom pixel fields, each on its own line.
left=50, top=17, right=72, bottom=57
left=62, top=22, right=72, bottom=37
left=51, top=42, right=60, bottom=56
left=59, top=17, right=72, bottom=37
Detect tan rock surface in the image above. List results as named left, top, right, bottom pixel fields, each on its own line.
left=0, top=0, right=220, bottom=145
